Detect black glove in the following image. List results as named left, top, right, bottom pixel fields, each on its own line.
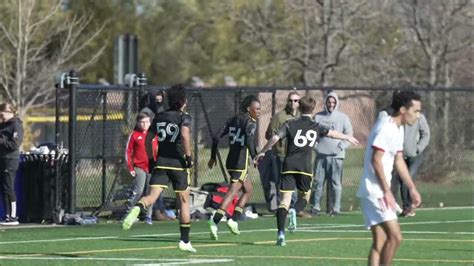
left=184, top=155, right=193, bottom=168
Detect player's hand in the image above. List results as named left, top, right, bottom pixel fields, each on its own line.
left=184, top=155, right=193, bottom=168
left=382, top=190, right=397, bottom=212
left=253, top=152, right=265, bottom=166
left=409, top=188, right=422, bottom=209
left=346, top=136, right=359, bottom=146
left=208, top=159, right=216, bottom=169
left=130, top=170, right=136, bottom=177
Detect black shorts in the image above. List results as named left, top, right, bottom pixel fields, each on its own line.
left=228, top=169, right=248, bottom=183
left=150, top=166, right=190, bottom=192
left=280, top=173, right=312, bottom=193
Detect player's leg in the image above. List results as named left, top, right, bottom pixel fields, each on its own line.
left=276, top=174, right=295, bottom=246
left=380, top=220, right=402, bottom=265
left=226, top=175, right=253, bottom=235
left=122, top=169, right=166, bottom=230
left=173, top=169, right=196, bottom=253
left=368, top=224, right=387, bottom=266
left=212, top=171, right=243, bottom=225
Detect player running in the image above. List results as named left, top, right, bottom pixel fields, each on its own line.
left=122, top=85, right=196, bottom=253
left=207, top=95, right=261, bottom=240
left=255, top=96, right=359, bottom=246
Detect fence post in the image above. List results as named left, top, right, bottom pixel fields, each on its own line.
left=193, top=92, right=199, bottom=187
left=101, top=92, right=107, bottom=205
left=67, top=70, right=79, bottom=214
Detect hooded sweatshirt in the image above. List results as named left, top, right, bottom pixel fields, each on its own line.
left=0, top=117, right=23, bottom=159
left=314, top=92, right=353, bottom=159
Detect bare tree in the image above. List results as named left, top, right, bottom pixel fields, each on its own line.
left=229, top=0, right=373, bottom=87
left=0, top=0, right=107, bottom=118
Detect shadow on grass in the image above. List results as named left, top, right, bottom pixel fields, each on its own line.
left=119, top=235, right=260, bottom=246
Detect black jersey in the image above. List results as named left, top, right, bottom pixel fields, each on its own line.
left=149, top=110, right=192, bottom=168
left=211, top=113, right=257, bottom=171
left=277, top=115, right=329, bottom=176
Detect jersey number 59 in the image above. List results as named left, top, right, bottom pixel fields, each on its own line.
left=156, top=122, right=180, bottom=142
left=294, top=129, right=317, bottom=147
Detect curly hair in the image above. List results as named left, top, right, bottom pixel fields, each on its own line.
left=167, top=85, right=187, bottom=110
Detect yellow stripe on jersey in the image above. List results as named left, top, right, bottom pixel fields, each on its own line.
left=155, top=166, right=186, bottom=171
left=281, top=171, right=313, bottom=177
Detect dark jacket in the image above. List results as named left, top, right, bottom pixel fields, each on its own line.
left=0, top=117, right=23, bottom=159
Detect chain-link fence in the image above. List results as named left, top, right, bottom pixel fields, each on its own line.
left=56, top=79, right=473, bottom=215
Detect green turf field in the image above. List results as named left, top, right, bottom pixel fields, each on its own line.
left=0, top=207, right=472, bottom=265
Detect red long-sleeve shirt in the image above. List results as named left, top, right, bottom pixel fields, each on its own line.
left=125, top=130, right=158, bottom=173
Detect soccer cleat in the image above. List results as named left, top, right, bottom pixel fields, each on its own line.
left=178, top=241, right=197, bottom=253
left=0, top=217, right=19, bottom=226
left=122, top=206, right=140, bottom=230
left=276, top=233, right=286, bottom=246
left=208, top=219, right=219, bottom=240
left=226, top=218, right=240, bottom=235
left=144, top=216, right=153, bottom=225
left=288, top=208, right=297, bottom=232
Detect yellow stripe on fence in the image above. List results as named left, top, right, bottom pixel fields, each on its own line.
left=25, top=113, right=125, bottom=123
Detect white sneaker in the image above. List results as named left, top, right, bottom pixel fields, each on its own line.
left=178, top=241, right=197, bottom=253
left=208, top=219, right=219, bottom=240
left=288, top=208, right=297, bottom=232
left=226, top=218, right=240, bottom=235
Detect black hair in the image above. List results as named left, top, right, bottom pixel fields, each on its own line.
left=390, top=90, right=421, bottom=114
left=240, top=95, right=260, bottom=113
left=167, top=84, right=187, bottom=110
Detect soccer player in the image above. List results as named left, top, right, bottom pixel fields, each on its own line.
left=356, top=90, right=422, bottom=265
left=207, top=95, right=261, bottom=240
left=254, top=96, right=359, bottom=246
left=122, top=85, right=196, bottom=253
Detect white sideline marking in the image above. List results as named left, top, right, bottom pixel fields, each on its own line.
left=0, top=256, right=233, bottom=264
left=298, top=229, right=474, bottom=235
left=0, top=219, right=471, bottom=245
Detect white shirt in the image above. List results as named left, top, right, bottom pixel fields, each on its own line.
left=357, top=115, right=404, bottom=199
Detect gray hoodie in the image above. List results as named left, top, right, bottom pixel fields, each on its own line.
left=314, top=92, right=353, bottom=159
left=402, top=113, right=430, bottom=158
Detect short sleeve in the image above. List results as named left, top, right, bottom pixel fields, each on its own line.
left=372, top=126, right=390, bottom=152
left=182, top=113, right=192, bottom=128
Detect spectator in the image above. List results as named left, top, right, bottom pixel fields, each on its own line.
left=310, top=92, right=353, bottom=216
left=391, top=114, right=430, bottom=217
left=0, top=103, right=23, bottom=225
left=262, top=92, right=301, bottom=216
left=125, top=112, right=158, bottom=225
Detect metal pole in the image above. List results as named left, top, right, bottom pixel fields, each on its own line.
left=192, top=92, right=199, bottom=187
left=54, top=83, right=61, bottom=221
left=67, top=70, right=79, bottom=214
left=101, top=92, right=107, bottom=205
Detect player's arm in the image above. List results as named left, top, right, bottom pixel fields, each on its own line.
left=245, top=121, right=258, bottom=159
left=394, top=152, right=421, bottom=208
left=209, top=121, right=230, bottom=168
left=372, top=148, right=397, bottom=210
left=145, top=118, right=158, bottom=172
left=327, top=129, right=359, bottom=146
left=254, top=123, right=287, bottom=164
left=181, top=114, right=193, bottom=168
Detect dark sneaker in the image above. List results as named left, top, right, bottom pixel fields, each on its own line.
left=329, top=211, right=339, bottom=217
left=296, top=211, right=312, bottom=218
left=0, top=217, right=19, bottom=226
left=310, top=209, right=321, bottom=216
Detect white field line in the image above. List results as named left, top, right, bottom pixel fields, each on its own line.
left=0, top=219, right=472, bottom=246
left=0, top=256, right=233, bottom=265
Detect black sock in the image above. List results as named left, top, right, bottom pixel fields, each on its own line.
left=295, top=198, right=308, bottom=213
left=232, top=207, right=243, bottom=221
left=135, top=201, right=146, bottom=214
left=276, top=207, right=288, bottom=235
left=213, top=209, right=226, bottom=224
left=180, top=223, right=190, bottom=243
